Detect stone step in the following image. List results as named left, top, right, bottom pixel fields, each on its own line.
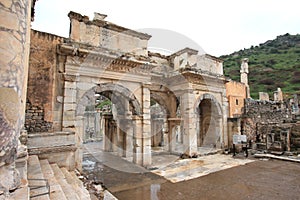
left=70, top=171, right=84, bottom=188
left=27, top=155, right=50, bottom=200
left=8, top=186, right=30, bottom=200
left=50, top=164, right=80, bottom=200
left=39, top=159, right=67, bottom=200
left=61, top=168, right=90, bottom=199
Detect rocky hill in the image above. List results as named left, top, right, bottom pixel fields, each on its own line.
left=220, top=33, right=300, bottom=99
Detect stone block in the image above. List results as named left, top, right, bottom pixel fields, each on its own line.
left=259, top=92, right=269, bottom=101
left=27, top=132, right=76, bottom=148
left=64, top=96, right=76, bottom=103
left=64, top=88, right=76, bottom=97
left=64, top=103, right=76, bottom=111
left=1, top=0, right=12, bottom=8
left=0, top=10, right=19, bottom=30
left=64, top=81, right=76, bottom=89
left=63, top=110, right=76, bottom=121
left=76, top=82, right=96, bottom=91
left=0, top=31, right=22, bottom=67
left=63, top=120, right=75, bottom=128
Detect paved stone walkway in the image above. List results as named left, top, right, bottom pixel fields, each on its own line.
left=82, top=142, right=254, bottom=192
left=151, top=154, right=254, bottom=183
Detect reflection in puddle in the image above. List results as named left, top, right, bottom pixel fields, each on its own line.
left=82, top=159, right=96, bottom=170
left=151, top=184, right=160, bottom=200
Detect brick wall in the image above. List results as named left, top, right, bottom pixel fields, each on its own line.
left=25, top=100, right=52, bottom=132
left=26, top=30, right=65, bottom=133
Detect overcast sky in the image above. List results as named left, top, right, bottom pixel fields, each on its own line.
left=32, top=0, right=300, bottom=56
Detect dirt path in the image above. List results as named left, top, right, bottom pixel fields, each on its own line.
left=114, top=160, right=300, bottom=200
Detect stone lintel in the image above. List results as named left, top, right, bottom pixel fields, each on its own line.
left=180, top=70, right=226, bottom=83
left=58, top=44, right=158, bottom=71
left=65, top=64, right=151, bottom=84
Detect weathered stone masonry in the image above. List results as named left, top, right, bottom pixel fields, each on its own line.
left=0, top=0, right=33, bottom=193
left=26, top=30, right=66, bottom=133
left=25, top=11, right=229, bottom=170
left=242, top=98, right=294, bottom=151
left=25, top=100, right=53, bottom=132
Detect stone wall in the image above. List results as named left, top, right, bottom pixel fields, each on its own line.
left=242, top=98, right=292, bottom=142
left=0, top=0, right=32, bottom=193
left=26, top=30, right=65, bottom=133
left=291, top=123, right=300, bottom=151
left=25, top=100, right=52, bottom=132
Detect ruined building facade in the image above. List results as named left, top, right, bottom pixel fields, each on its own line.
left=25, top=11, right=229, bottom=170
left=1, top=2, right=299, bottom=197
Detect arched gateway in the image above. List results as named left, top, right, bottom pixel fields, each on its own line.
left=26, top=12, right=229, bottom=172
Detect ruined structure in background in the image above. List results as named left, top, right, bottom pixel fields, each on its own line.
left=225, top=80, right=247, bottom=146
left=226, top=58, right=300, bottom=154
left=242, top=89, right=300, bottom=152
left=240, top=58, right=250, bottom=98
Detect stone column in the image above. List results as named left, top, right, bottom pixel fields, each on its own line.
left=0, top=0, right=32, bottom=193
left=181, top=90, right=198, bottom=156
left=103, top=114, right=113, bottom=151
left=124, top=119, right=133, bottom=158
left=240, top=58, right=250, bottom=98
left=95, top=111, right=101, bottom=140
left=163, top=118, right=169, bottom=151
left=111, top=120, right=118, bottom=152
left=75, top=116, right=84, bottom=172
left=168, top=120, right=177, bottom=153
left=133, top=116, right=143, bottom=165
left=62, top=81, right=77, bottom=132
left=142, top=87, right=151, bottom=166
left=222, top=94, right=229, bottom=148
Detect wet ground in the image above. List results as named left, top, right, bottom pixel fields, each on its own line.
left=82, top=142, right=300, bottom=200
left=114, top=160, right=300, bottom=200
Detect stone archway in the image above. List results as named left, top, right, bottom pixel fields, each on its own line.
left=195, top=94, right=223, bottom=148
left=67, top=82, right=143, bottom=170
left=149, top=87, right=178, bottom=152
left=76, top=83, right=141, bottom=117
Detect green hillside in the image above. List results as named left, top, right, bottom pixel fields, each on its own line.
left=220, top=33, right=300, bottom=99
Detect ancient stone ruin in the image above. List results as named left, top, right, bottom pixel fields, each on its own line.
left=0, top=1, right=300, bottom=199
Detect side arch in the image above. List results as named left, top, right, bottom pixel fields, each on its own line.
left=194, top=93, right=223, bottom=116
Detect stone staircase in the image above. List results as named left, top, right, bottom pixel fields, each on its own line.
left=28, top=155, right=91, bottom=200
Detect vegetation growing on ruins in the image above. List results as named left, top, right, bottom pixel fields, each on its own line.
left=220, top=33, right=300, bottom=99
left=96, top=99, right=112, bottom=110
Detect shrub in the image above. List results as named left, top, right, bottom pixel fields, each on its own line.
left=259, top=78, right=275, bottom=85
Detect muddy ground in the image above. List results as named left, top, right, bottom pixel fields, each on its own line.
left=112, top=160, right=300, bottom=200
